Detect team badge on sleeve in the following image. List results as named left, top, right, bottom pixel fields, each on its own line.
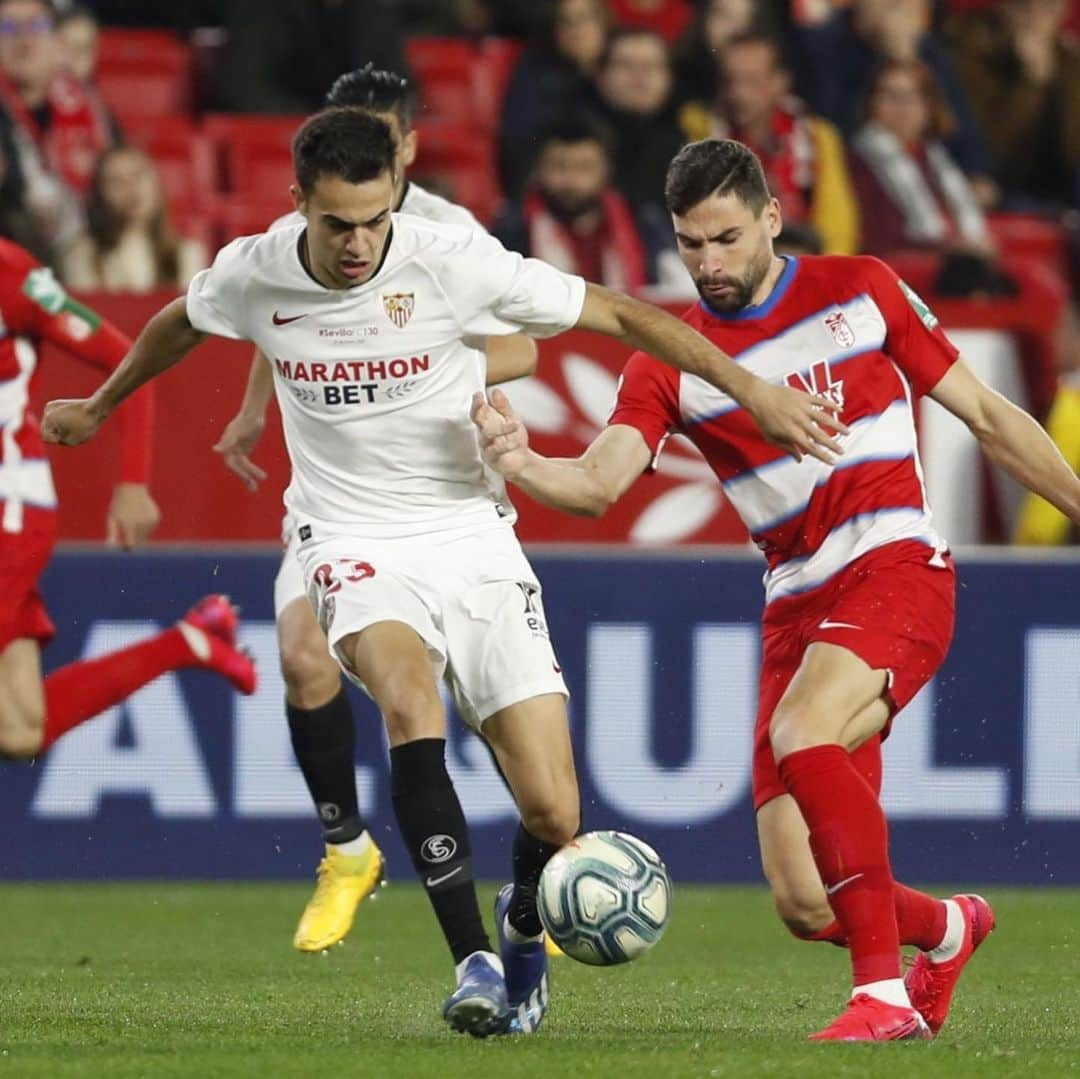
left=382, top=292, right=415, bottom=329
left=898, top=280, right=939, bottom=330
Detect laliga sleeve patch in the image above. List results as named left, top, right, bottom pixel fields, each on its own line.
left=898, top=279, right=939, bottom=331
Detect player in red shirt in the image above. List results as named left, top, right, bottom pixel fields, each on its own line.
left=471, top=140, right=1080, bottom=1041
left=0, top=238, right=256, bottom=761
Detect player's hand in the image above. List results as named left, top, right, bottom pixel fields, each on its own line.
left=471, top=389, right=530, bottom=478
left=41, top=397, right=107, bottom=447
left=107, top=483, right=161, bottom=550
left=743, top=382, right=849, bottom=465
left=213, top=410, right=268, bottom=492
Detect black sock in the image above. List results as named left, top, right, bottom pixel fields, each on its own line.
left=508, top=822, right=567, bottom=938
left=390, top=737, right=491, bottom=964
left=286, top=691, right=366, bottom=844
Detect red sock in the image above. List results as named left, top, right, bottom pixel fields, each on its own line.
left=41, top=628, right=194, bottom=751
left=851, top=734, right=882, bottom=796
left=778, top=744, right=900, bottom=987
left=894, top=883, right=947, bottom=951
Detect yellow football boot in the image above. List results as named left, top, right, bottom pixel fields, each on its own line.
left=545, top=934, right=566, bottom=958
left=293, top=840, right=385, bottom=952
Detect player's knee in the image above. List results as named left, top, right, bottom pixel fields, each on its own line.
left=521, top=796, right=579, bottom=847
left=380, top=679, right=445, bottom=743
left=769, top=698, right=827, bottom=759
left=279, top=635, right=340, bottom=707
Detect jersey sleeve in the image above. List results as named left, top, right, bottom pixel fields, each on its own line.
left=186, top=238, right=252, bottom=339
left=439, top=229, right=586, bottom=339
left=607, top=351, right=681, bottom=468
left=4, top=253, right=153, bottom=484
left=864, top=257, right=959, bottom=396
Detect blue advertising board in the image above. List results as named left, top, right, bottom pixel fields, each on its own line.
left=2, top=548, right=1077, bottom=884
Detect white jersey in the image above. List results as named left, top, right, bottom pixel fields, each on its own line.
left=268, top=180, right=481, bottom=234
left=187, top=215, right=585, bottom=539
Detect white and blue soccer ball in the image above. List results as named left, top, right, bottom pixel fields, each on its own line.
left=537, top=830, right=672, bottom=966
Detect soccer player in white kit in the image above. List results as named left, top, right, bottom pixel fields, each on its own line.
left=41, top=109, right=845, bottom=1038
left=212, top=66, right=540, bottom=956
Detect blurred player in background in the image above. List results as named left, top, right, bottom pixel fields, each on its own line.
left=212, top=64, right=540, bottom=957
left=0, top=237, right=256, bottom=763
left=40, top=111, right=839, bottom=1037
left=471, top=139, right=1080, bottom=1042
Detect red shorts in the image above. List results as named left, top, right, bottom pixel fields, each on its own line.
left=0, top=509, right=57, bottom=653
left=752, top=539, right=956, bottom=811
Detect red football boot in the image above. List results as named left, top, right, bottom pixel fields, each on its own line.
left=905, top=894, right=996, bottom=1036
left=177, top=595, right=257, bottom=695
left=810, top=993, right=932, bottom=1042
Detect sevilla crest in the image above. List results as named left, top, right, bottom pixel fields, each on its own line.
left=382, top=292, right=415, bottom=329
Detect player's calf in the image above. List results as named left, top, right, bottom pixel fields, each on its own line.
left=0, top=683, right=45, bottom=758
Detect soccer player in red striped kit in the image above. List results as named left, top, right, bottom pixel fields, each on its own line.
left=471, top=139, right=1080, bottom=1041
left=0, top=238, right=255, bottom=761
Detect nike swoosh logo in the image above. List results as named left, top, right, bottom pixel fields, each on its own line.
left=825, top=871, right=864, bottom=896
left=425, top=866, right=463, bottom=888
left=272, top=311, right=309, bottom=325
left=819, top=620, right=861, bottom=631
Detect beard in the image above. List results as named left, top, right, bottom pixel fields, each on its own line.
left=695, top=245, right=774, bottom=312
left=542, top=189, right=602, bottom=222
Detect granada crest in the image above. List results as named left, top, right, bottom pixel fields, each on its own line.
left=382, top=292, right=415, bottom=328
left=824, top=310, right=856, bottom=349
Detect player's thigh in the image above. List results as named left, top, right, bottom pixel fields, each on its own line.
left=275, top=596, right=341, bottom=707
left=756, top=794, right=831, bottom=931
left=484, top=693, right=579, bottom=845
left=0, top=638, right=46, bottom=754
left=770, top=642, right=890, bottom=757
left=338, top=620, right=446, bottom=746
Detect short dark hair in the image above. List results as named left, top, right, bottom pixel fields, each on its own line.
left=600, top=26, right=669, bottom=69
left=721, top=32, right=787, bottom=74
left=56, top=3, right=95, bottom=28
left=324, top=63, right=414, bottom=129
left=664, top=139, right=771, bottom=216
left=537, top=115, right=612, bottom=157
left=292, top=108, right=396, bottom=195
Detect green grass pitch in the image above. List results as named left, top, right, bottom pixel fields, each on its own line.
left=1, top=883, right=1077, bottom=1077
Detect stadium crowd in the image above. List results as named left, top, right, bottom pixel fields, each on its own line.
left=0, top=0, right=1077, bottom=540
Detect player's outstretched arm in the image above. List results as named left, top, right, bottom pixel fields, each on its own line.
left=931, top=361, right=1080, bottom=525
left=214, top=347, right=273, bottom=491
left=471, top=388, right=651, bottom=516
left=485, top=334, right=538, bottom=386
left=42, top=297, right=207, bottom=448
left=575, top=283, right=848, bottom=465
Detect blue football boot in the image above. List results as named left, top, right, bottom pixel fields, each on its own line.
left=442, top=951, right=512, bottom=1038
left=494, top=884, right=550, bottom=1034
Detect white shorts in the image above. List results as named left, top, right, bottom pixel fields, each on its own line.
left=298, top=524, right=568, bottom=731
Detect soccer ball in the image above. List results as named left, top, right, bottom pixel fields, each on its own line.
left=537, top=830, right=672, bottom=966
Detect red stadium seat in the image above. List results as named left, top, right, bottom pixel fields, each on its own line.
left=214, top=196, right=294, bottom=246
left=202, top=114, right=304, bottom=198
left=97, top=28, right=190, bottom=69
left=123, top=118, right=216, bottom=214
left=473, top=37, right=524, bottom=131
left=97, top=64, right=192, bottom=124
left=405, top=38, right=477, bottom=125
left=412, top=121, right=502, bottom=224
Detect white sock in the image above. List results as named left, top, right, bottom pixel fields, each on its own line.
left=503, top=913, right=543, bottom=945
left=329, top=831, right=371, bottom=858
left=454, top=950, right=503, bottom=983
left=855, top=978, right=912, bottom=1009
left=928, top=899, right=964, bottom=962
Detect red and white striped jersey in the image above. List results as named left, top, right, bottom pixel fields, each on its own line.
left=609, top=254, right=958, bottom=604
left=0, top=238, right=150, bottom=533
